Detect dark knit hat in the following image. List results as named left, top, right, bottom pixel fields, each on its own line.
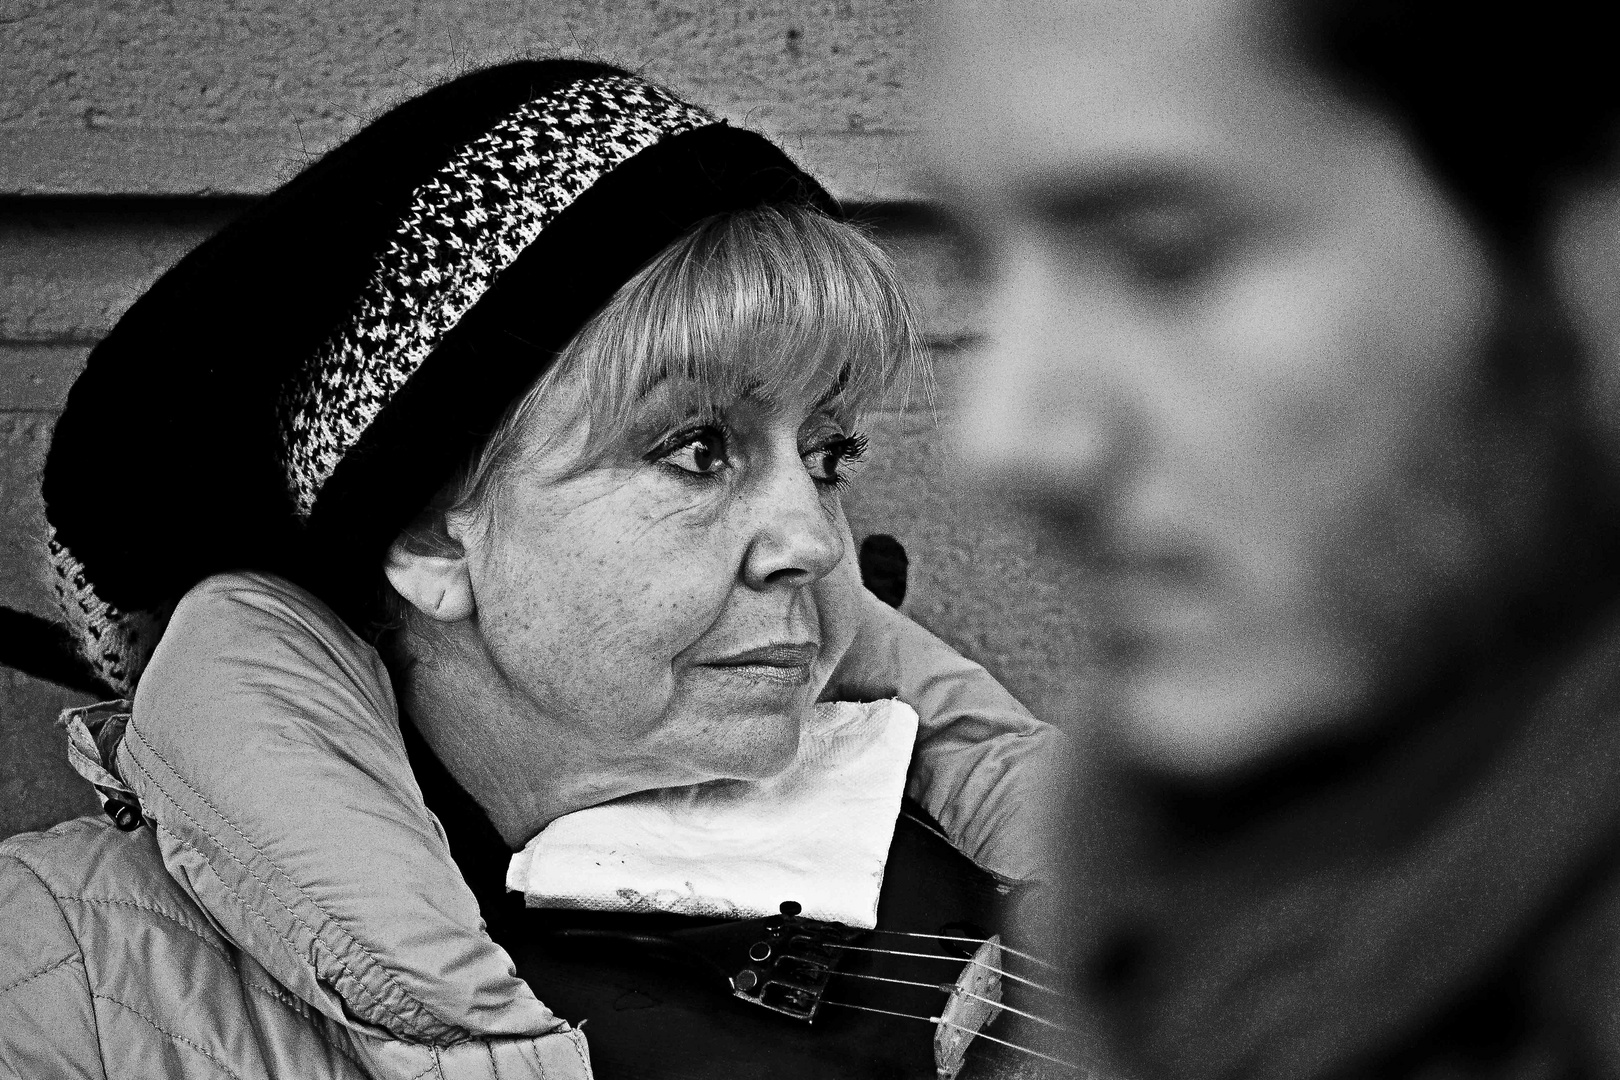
left=42, top=59, right=833, bottom=696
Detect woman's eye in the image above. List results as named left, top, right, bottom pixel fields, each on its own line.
left=656, top=428, right=730, bottom=477
left=804, top=432, right=869, bottom=489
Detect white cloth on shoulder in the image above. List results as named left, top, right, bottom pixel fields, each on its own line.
left=506, top=699, right=919, bottom=929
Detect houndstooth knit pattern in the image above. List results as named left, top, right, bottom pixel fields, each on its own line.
left=280, top=74, right=716, bottom=518
left=47, top=530, right=166, bottom=696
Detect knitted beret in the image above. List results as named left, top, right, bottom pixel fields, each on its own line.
left=42, top=59, right=834, bottom=696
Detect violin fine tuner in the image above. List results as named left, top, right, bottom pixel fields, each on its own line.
left=727, top=900, right=862, bottom=1022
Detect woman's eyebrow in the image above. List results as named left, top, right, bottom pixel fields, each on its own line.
left=634, top=373, right=857, bottom=421
left=813, top=367, right=854, bottom=411
left=626, top=377, right=736, bottom=429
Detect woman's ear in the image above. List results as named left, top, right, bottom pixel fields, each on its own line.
left=385, top=535, right=475, bottom=622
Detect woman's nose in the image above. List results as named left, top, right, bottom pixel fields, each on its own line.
left=740, top=460, right=846, bottom=590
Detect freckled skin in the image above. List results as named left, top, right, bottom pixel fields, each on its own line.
left=925, top=0, right=1581, bottom=774
left=403, top=370, right=865, bottom=844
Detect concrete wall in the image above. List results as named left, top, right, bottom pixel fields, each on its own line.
left=0, top=1, right=1095, bottom=840
left=2, top=0, right=926, bottom=201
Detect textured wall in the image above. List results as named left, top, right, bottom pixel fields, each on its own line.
left=1, top=0, right=924, bottom=200
left=0, top=2, right=1095, bottom=841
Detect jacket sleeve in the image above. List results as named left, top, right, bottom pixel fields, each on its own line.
left=118, top=571, right=586, bottom=1076
left=0, top=852, right=105, bottom=1080
left=823, top=589, right=1069, bottom=884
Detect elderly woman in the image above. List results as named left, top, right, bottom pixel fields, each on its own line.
left=0, top=61, right=1057, bottom=1079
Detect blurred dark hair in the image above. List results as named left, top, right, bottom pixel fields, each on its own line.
left=1294, top=0, right=1620, bottom=254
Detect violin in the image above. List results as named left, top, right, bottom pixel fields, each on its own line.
left=503, top=802, right=1081, bottom=1080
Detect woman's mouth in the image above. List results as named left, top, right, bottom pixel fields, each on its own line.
left=702, top=642, right=820, bottom=685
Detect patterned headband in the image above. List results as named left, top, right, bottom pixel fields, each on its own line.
left=279, top=73, right=715, bottom=519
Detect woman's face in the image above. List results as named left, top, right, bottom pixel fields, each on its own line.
left=457, top=367, right=867, bottom=788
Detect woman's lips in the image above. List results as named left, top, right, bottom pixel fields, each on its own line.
left=702, top=642, right=820, bottom=685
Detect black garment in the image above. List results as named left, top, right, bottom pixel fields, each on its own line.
left=402, top=718, right=525, bottom=942
left=1070, top=606, right=1620, bottom=1080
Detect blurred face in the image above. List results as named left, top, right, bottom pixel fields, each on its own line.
left=927, top=0, right=1571, bottom=773
left=456, top=367, right=866, bottom=789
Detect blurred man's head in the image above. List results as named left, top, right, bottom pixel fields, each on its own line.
left=927, top=0, right=1620, bottom=775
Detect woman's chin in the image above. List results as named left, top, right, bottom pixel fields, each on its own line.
left=705, top=710, right=805, bottom=780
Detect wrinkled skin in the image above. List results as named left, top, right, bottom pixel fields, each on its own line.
left=392, top=371, right=868, bottom=844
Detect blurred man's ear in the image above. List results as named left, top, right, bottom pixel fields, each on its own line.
left=385, top=529, right=474, bottom=622
left=1550, top=132, right=1620, bottom=453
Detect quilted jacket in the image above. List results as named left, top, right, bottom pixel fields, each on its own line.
left=0, top=572, right=1058, bottom=1079
left=0, top=818, right=590, bottom=1079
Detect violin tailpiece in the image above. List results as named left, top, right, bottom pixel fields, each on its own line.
left=724, top=902, right=864, bottom=1022
left=934, top=934, right=1004, bottom=1080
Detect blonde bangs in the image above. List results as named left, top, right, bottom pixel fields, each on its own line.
left=557, top=203, right=925, bottom=446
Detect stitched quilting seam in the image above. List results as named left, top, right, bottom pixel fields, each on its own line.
left=149, top=822, right=320, bottom=985
left=92, top=991, right=249, bottom=1080
left=124, top=722, right=469, bottom=1042
left=239, top=979, right=371, bottom=1072
left=58, top=886, right=366, bottom=1071
left=54, top=883, right=364, bottom=1064
left=154, top=814, right=458, bottom=1047
left=568, top=1027, right=591, bottom=1077
left=122, top=721, right=467, bottom=1038
left=121, top=744, right=345, bottom=969
left=243, top=975, right=302, bottom=1013
left=0, top=850, right=110, bottom=1077
left=0, top=953, right=80, bottom=997
left=54, top=894, right=233, bottom=963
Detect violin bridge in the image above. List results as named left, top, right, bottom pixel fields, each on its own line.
left=934, top=934, right=1004, bottom=1080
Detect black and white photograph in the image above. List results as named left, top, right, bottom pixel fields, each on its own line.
left=3, top=2, right=1617, bottom=1078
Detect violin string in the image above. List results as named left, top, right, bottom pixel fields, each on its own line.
left=950, top=987, right=1075, bottom=1033
left=819, top=1001, right=1082, bottom=1072
left=823, top=942, right=1067, bottom=996
left=828, top=971, right=1075, bottom=1033
left=821, top=999, right=929, bottom=1022
left=832, top=970, right=942, bottom=991
left=865, top=930, right=1058, bottom=971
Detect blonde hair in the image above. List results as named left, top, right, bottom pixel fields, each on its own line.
left=395, top=203, right=926, bottom=556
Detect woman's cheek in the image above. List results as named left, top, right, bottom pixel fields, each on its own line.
left=813, top=538, right=866, bottom=682
left=626, top=538, right=741, bottom=654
